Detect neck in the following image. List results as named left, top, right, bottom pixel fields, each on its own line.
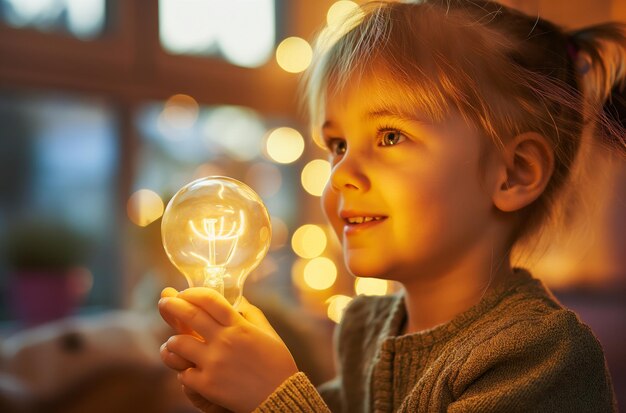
left=400, top=244, right=514, bottom=335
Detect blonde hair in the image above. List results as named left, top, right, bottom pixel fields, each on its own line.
left=303, top=0, right=626, bottom=245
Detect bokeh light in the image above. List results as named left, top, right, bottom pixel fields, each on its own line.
left=326, top=294, right=353, bottom=323
left=316, top=1, right=365, bottom=56
left=326, top=1, right=360, bottom=28
left=301, top=159, right=331, bottom=196
left=265, top=127, right=305, bottom=164
left=291, top=224, right=327, bottom=259
left=355, top=277, right=389, bottom=296
left=127, top=189, right=164, bottom=227
left=303, top=257, right=337, bottom=290
left=275, top=37, right=313, bottom=73
left=160, top=94, right=199, bottom=131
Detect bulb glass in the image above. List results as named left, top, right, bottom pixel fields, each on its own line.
left=161, top=176, right=271, bottom=307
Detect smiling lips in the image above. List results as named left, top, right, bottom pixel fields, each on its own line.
left=340, top=212, right=388, bottom=234
left=345, top=216, right=385, bottom=224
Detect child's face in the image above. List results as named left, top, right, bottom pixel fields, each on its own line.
left=321, top=75, right=500, bottom=282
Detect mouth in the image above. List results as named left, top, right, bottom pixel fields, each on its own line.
left=344, top=216, right=386, bottom=225
left=340, top=212, right=388, bottom=234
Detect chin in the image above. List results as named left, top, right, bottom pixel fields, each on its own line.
left=344, top=251, right=392, bottom=279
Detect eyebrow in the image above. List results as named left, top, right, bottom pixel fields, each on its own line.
left=366, top=108, right=424, bottom=122
left=322, top=107, right=428, bottom=130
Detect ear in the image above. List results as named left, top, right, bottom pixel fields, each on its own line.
left=492, top=132, right=554, bottom=212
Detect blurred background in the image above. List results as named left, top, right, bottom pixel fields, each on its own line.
left=0, top=0, right=623, bottom=412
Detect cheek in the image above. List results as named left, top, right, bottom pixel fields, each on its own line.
left=321, top=186, right=342, bottom=238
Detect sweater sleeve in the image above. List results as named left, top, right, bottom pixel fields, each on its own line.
left=254, top=296, right=379, bottom=413
left=448, top=310, right=617, bottom=413
left=253, top=372, right=331, bottom=413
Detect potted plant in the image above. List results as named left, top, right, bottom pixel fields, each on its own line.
left=3, top=218, right=92, bottom=327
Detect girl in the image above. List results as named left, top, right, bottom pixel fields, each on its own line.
left=158, top=1, right=623, bottom=411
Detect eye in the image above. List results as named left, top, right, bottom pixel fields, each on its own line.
left=379, top=130, right=406, bottom=147
left=327, top=138, right=347, bottom=156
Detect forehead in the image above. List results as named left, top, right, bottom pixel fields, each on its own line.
left=323, top=72, right=438, bottom=125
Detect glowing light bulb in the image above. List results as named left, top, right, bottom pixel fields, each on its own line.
left=161, top=176, right=271, bottom=307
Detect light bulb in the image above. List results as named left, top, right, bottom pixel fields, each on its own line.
left=161, top=176, right=271, bottom=307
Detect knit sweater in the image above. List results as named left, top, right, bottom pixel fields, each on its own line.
left=255, top=269, right=617, bottom=412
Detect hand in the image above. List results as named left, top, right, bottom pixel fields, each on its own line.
left=160, top=287, right=195, bottom=371
left=159, top=288, right=299, bottom=413
left=160, top=288, right=230, bottom=413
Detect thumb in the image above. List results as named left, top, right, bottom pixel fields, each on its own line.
left=159, top=288, right=197, bottom=337
left=238, top=298, right=280, bottom=340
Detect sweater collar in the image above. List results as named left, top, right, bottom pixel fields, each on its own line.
left=378, top=268, right=538, bottom=350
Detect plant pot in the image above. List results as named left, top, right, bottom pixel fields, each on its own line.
left=9, top=269, right=91, bottom=327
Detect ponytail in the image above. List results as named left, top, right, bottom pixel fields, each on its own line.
left=569, top=23, right=626, bottom=155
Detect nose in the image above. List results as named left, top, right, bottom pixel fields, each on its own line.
left=329, top=150, right=370, bottom=193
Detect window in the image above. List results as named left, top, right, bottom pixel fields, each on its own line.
left=0, top=90, right=120, bottom=320
left=159, top=0, right=276, bottom=68
left=0, top=0, right=107, bottom=39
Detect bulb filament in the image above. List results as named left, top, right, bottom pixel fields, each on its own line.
left=187, top=210, right=246, bottom=292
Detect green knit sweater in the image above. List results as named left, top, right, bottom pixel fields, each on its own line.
left=256, top=269, right=617, bottom=412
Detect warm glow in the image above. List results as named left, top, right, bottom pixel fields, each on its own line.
left=326, top=1, right=360, bottom=28
left=355, top=277, right=388, bottom=296
left=127, top=189, right=164, bottom=227
left=265, top=127, right=305, bottom=164
left=301, top=159, right=331, bottom=196
left=269, top=216, right=288, bottom=250
left=161, top=94, right=199, bottom=130
left=275, top=37, right=313, bottom=73
left=326, top=295, right=353, bottom=323
left=291, top=224, right=327, bottom=259
left=161, top=177, right=271, bottom=307
left=245, top=162, right=282, bottom=198
left=303, top=257, right=337, bottom=290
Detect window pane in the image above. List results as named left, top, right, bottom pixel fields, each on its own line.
left=0, top=0, right=107, bottom=40
left=159, top=0, right=275, bottom=68
left=0, top=90, right=120, bottom=323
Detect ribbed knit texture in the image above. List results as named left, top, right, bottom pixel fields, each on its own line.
left=254, top=268, right=617, bottom=412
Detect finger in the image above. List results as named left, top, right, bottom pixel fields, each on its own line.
left=237, top=298, right=280, bottom=339
left=177, top=288, right=241, bottom=326
left=161, top=287, right=179, bottom=299
left=161, top=297, right=222, bottom=338
left=159, top=288, right=184, bottom=332
left=166, top=334, right=205, bottom=367
left=178, top=367, right=208, bottom=395
left=160, top=342, right=195, bottom=371
left=158, top=297, right=197, bottom=336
